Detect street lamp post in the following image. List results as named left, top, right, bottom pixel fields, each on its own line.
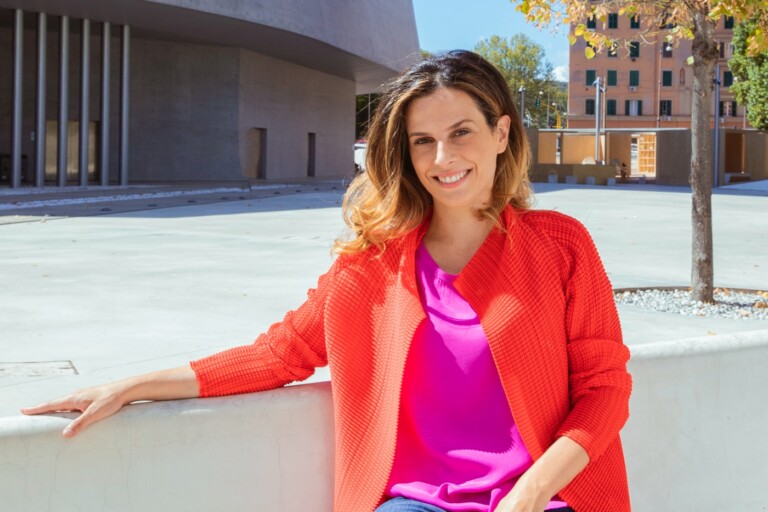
left=593, top=76, right=604, bottom=164
left=714, top=64, right=721, bottom=188
left=518, top=86, right=526, bottom=126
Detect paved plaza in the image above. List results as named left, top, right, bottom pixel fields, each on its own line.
left=2, top=180, right=768, bottom=417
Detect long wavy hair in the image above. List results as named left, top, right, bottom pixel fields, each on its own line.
left=334, top=50, right=532, bottom=255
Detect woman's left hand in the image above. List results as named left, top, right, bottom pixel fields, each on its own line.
left=492, top=477, right=549, bottom=512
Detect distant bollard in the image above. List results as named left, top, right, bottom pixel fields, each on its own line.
left=585, top=176, right=596, bottom=186
left=565, top=176, right=577, bottom=185
left=547, top=174, right=558, bottom=183
left=607, top=178, right=617, bottom=186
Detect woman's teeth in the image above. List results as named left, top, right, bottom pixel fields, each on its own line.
left=438, top=170, right=468, bottom=184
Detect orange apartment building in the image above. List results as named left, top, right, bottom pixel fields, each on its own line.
left=568, top=13, right=747, bottom=129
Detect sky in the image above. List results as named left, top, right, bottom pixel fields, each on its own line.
left=412, top=0, right=570, bottom=81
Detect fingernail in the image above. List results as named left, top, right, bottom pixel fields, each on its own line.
left=63, top=426, right=73, bottom=437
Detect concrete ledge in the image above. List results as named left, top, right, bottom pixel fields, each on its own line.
left=0, top=383, right=335, bottom=512
left=624, top=329, right=768, bottom=510
left=2, top=330, right=767, bottom=511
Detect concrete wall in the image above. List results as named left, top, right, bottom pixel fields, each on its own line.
left=129, top=38, right=241, bottom=181
left=654, top=130, right=692, bottom=186
left=3, top=330, right=767, bottom=511
left=562, top=133, right=604, bottom=164
left=525, top=127, right=539, bottom=166
left=0, top=384, right=336, bottom=512
left=531, top=163, right=617, bottom=185
left=724, top=132, right=744, bottom=174
left=149, top=0, right=420, bottom=72
left=537, top=131, right=558, bottom=164
left=624, top=330, right=768, bottom=510
left=606, top=132, right=632, bottom=171
left=238, top=49, right=355, bottom=180
left=745, top=131, right=768, bottom=181
left=2, top=330, right=767, bottom=510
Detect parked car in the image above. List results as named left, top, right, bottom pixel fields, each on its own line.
left=354, top=141, right=367, bottom=173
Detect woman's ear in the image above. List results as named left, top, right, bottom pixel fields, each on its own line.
left=495, top=115, right=511, bottom=154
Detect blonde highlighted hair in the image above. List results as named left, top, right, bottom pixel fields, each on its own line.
left=334, top=50, right=532, bottom=255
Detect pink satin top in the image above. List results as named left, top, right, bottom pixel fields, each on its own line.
left=385, top=243, right=569, bottom=511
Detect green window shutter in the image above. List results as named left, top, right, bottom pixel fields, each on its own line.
left=585, top=99, right=595, bottom=115
left=607, top=70, right=617, bottom=86
left=630, top=16, right=640, bottom=29
left=731, top=101, right=738, bottom=116
left=638, top=101, right=643, bottom=116
left=662, top=70, right=672, bottom=86
left=587, top=17, right=596, bottom=29
left=607, top=99, right=617, bottom=116
left=630, top=42, right=640, bottom=58
left=608, top=14, right=618, bottom=29
left=625, top=100, right=630, bottom=116
left=629, top=70, right=640, bottom=86
left=586, top=69, right=596, bottom=86
left=724, top=71, right=733, bottom=87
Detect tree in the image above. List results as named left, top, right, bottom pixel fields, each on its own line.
left=474, top=35, right=566, bottom=128
left=729, top=20, right=768, bottom=130
left=509, top=0, right=768, bottom=303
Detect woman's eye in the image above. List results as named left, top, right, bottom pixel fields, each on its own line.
left=454, top=128, right=470, bottom=137
left=413, top=138, right=432, bottom=145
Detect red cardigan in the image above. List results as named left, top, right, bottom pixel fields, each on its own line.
left=191, top=206, right=632, bottom=512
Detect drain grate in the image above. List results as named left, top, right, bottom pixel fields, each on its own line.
left=0, top=361, right=78, bottom=377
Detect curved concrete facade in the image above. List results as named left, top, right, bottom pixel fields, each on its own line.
left=0, top=1, right=419, bottom=185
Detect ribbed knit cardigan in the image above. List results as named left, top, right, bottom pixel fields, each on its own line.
left=190, top=206, right=633, bottom=512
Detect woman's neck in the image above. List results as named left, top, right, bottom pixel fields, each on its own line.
left=423, top=206, right=494, bottom=274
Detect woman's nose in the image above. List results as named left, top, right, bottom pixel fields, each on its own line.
left=434, top=141, right=454, bottom=167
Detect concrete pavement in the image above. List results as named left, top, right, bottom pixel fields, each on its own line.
left=1, top=180, right=767, bottom=417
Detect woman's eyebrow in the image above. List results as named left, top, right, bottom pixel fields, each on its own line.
left=408, top=119, right=476, bottom=138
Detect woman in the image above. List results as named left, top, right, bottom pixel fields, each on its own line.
left=23, top=51, right=632, bottom=512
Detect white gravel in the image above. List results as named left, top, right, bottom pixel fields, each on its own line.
left=615, top=288, right=768, bottom=320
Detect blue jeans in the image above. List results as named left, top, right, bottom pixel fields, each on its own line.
left=375, top=497, right=447, bottom=512
left=375, top=497, right=575, bottom=512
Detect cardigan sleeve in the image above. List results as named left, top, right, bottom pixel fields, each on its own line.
left=554, top=220, right=632, bottom=462
left=189, top=258, right=342, bottom=398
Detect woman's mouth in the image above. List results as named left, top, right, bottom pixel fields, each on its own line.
left=436, top=170, right=469, bottom=184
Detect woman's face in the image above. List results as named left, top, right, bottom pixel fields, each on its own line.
left=405, top=87, right=510, bottom=216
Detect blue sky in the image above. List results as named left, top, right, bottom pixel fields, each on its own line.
left=412, top=0, right=570, bottom=81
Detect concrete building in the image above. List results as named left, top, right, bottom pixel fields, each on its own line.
left=568, top=13, right=746, bottom=130
left=0, top=1, right=420, bottom=188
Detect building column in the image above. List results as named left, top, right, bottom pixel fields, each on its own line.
left=100, top=22, right=111, bottom=186
left=35, top=13, right=47, bottom=187
left=79, top=19, right=90, bottom=187
left=119, top=25, right=130, bottom=186
left=11, top=9, right=24, bottom=188
left=58, top=16, right=70, bottom=187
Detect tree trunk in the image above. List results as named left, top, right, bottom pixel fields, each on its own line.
left=689, top=11, right=718, bottom=303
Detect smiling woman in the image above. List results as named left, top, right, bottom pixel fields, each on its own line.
left=23, top=51, right=631, bottom=512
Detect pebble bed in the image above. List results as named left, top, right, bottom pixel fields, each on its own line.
left=614, top=288, right=768, bottom=320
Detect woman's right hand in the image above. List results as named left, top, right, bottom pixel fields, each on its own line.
left=20, top=365, right=200, bottom=438
left=21, top=381, right=131, bottom=438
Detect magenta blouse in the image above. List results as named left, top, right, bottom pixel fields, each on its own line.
left=385, top=243, right=569, bottom=511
